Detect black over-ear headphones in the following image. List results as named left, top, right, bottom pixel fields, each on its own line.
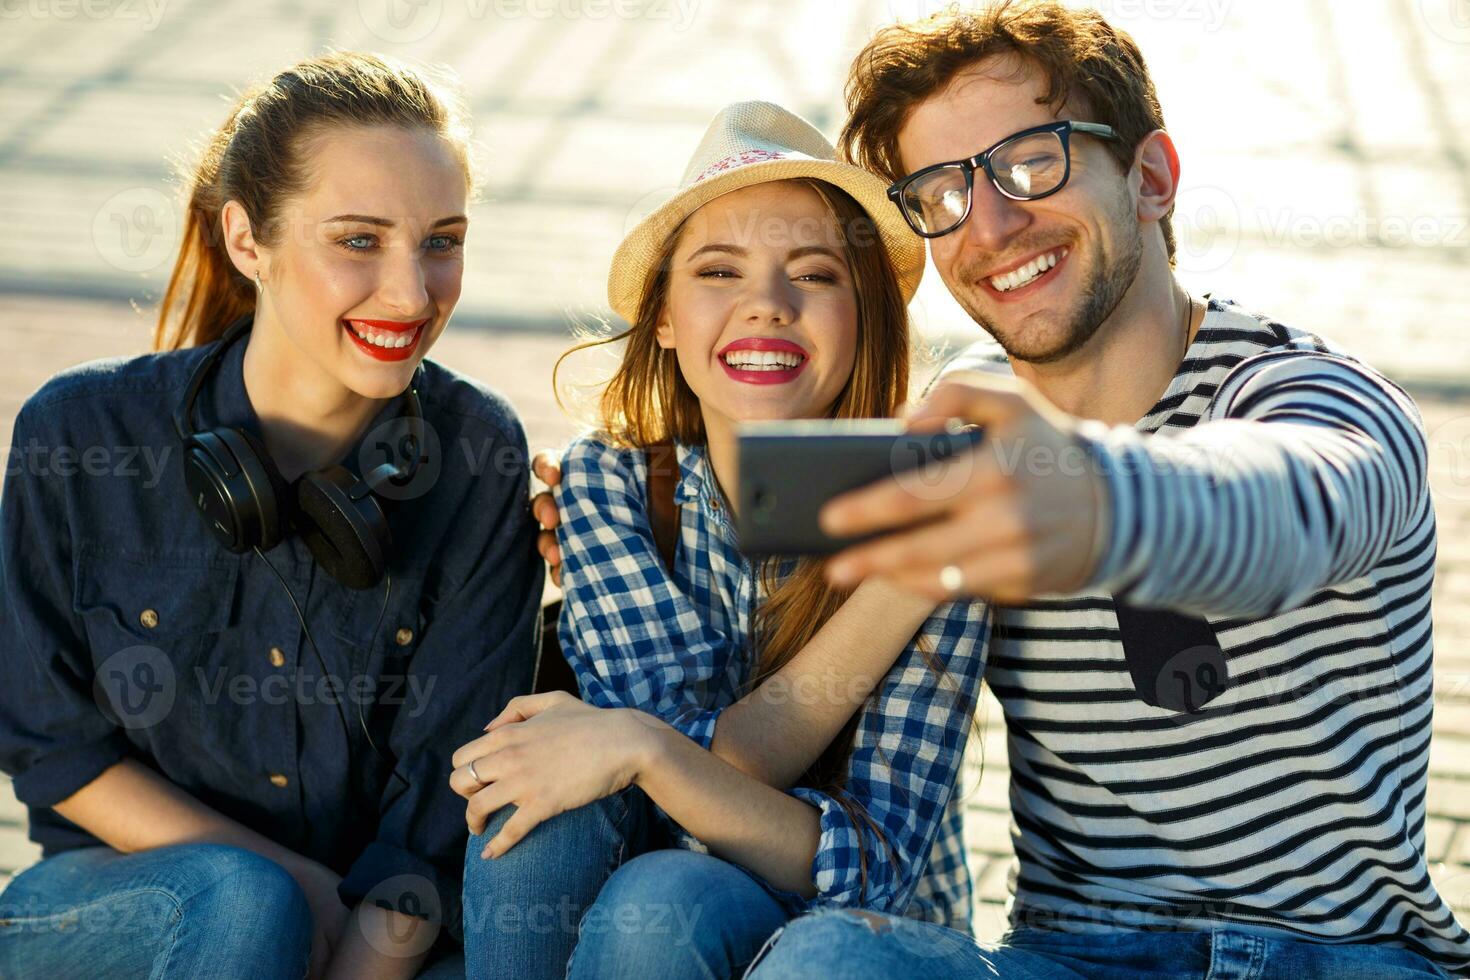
left=173, top=313, right=426, bottom=590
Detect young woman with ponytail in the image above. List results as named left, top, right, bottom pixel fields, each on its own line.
left=0, top=52, right=541, bottom=979
left=450, top=102, right=989, bottom=980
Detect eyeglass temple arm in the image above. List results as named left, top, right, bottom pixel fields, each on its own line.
left=1071, top=121, right=1120, bottom=140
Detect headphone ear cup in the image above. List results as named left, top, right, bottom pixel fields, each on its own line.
left=295, top=466, right=392, bottom=590
left=228, top=428, right=289, bottom=549
left=184, top=427, right=287, bottom=551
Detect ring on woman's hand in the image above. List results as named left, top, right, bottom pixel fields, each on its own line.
left=468, top=758, right=484, bottom=784
left=939, top=564, right=965, bottom=595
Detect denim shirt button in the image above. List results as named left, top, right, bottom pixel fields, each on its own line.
left=268, top=647, right=286, bottom=668
left=138, top=608, right=158, bottom=629
left=268, top=773, right=288, bottom=788
left=394, top=627, right=414, bottom=647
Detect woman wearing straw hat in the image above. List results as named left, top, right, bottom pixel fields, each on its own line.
left=449, top=101, right=989, bottom=980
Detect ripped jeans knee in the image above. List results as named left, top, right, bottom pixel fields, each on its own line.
left=744, top=908, right=983, bottom=979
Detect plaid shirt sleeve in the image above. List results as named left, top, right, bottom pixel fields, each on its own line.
left=554, top=436, right=740, bottom=749
left=782, top=599, right=990, bottom=915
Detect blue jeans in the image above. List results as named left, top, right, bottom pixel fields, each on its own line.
left=462, top=787, right=661, bottom=980
left=0, top=843, right=311, bottom=979
left=462, top=789, right=790, bottom=980
left=0, top=844, right=465, bottom=980
left=746, top=912, right=1456, bottom=979
left=567, top=849, right=790, bottom=980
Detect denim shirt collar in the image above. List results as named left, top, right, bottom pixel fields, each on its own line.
left=199, top=333, right=405, bottom=477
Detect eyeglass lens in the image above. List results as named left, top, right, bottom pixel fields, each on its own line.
left=901, top=130, right=1068, bottom=235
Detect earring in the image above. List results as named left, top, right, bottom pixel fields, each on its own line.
left=254, top=270, right=262, bottom=290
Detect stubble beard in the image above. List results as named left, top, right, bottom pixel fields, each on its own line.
left=952, top=212, right=1145, bottom=366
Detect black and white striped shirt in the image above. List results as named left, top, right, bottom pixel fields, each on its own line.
left=941, top=295, right=1470, bottom=974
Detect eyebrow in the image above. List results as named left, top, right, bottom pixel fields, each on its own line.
left=788, top=245, right=845, bottom=262
left=686, top=243, right=845, bottom=262
left=687, top=243, right=746, bottom=260
left=322, top=214, right=468, bottom=228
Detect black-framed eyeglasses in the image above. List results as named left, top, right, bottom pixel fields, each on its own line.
left=886, top=120, right=1120, bottom=239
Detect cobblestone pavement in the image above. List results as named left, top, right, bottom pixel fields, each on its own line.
left=1, top=0, right=1468, bottom=940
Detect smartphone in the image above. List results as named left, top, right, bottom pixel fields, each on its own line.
left=735, top=419, right=985, bottom=557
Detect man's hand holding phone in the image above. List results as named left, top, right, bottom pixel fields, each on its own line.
left=820, top=371, right=1108, bottom=604
left=531, top=369, right=1109, bottom=606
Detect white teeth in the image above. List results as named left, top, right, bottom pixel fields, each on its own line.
left=989, top=248, right=1067, bottom=292
left=349, top=322, right=420, bottom=349
left=722, top=349, right=803, bottom=370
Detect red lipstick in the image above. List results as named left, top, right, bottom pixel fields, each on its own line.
left=716, top=337, right=808, bottom=386
left=342, top=317, right=429, bottom=362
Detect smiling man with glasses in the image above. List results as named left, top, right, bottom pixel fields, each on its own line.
left=746, top=2, right=1470, bottom=978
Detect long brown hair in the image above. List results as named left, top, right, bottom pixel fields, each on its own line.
left=154, top=51, right=473, bottom=351
left=556, top=179, right=977, bottom=882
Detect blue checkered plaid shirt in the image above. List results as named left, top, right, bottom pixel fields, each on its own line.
left=554, top=435, right=989, bottom=931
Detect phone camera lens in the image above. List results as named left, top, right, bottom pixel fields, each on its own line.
left=752, top=488, right=776, bottom=520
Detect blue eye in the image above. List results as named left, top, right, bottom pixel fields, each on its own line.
left=427, top=234, right=464, bottom=252
left=340, top=234, right=376, bottom=251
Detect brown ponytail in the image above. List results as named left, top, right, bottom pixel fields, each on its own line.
left=155, top=51, right=473, bottom=351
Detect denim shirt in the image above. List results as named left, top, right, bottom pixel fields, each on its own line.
left=0, top=334, right=543, bottom=939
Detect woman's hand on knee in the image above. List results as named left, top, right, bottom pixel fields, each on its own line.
left=449, top=696, right=662, bottom=856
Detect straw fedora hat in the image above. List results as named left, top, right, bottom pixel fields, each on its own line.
left=607, top=100, right=925, bottom=324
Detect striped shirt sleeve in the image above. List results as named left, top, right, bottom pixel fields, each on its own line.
left=554, top=436, right=735, bottom=749
left=1078, top=351, right=1430, bottom=617
left=782, top=601, right=988, bottom=915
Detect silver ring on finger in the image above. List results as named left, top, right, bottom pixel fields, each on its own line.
left=939, top=564, right=965, bottom=596
left=468, top=758, right=484, bottom=785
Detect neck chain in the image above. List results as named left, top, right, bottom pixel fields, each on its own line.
left=1178, top=287, right=1194, bottom=365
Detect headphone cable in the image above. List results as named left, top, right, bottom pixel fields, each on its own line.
left=253, top=546, right=410, bottom=792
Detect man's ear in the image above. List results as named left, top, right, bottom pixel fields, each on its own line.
left=1133, top=129, right=1181, bottom=226
left=219, top=200, right=266, bottom=281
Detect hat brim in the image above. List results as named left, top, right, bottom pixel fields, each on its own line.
left=607, top=158, right=925, bottom=325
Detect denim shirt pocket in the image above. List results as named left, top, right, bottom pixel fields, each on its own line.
left=71, top=552, right=238, bottom=735
left=330, top=575, right=428, bottom=665
left=330, top=576, right=431, bottom=755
